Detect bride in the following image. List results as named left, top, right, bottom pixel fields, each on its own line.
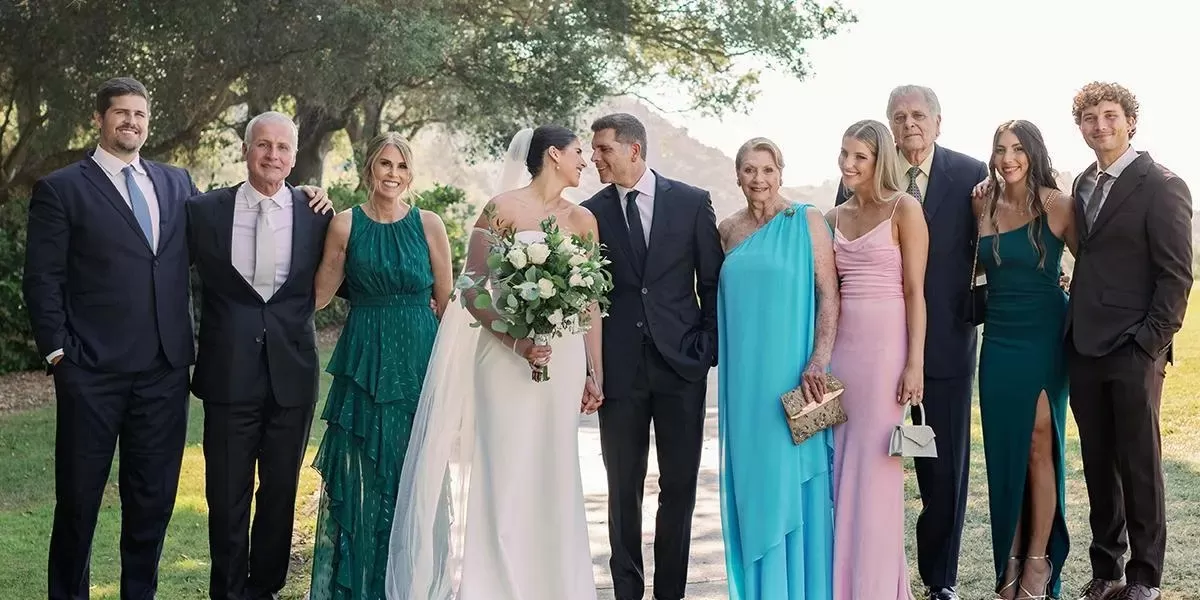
left=385, top=125, right=605, bottom=600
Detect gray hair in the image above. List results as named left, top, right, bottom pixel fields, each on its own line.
left=244, top=111, right=299, bottom=146
left=886, top=85, right=941, bottom=119
left=590, top=113, right=649, bottom=158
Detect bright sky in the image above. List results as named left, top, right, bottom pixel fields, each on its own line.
left=652, top=0, right=1198, bottom=189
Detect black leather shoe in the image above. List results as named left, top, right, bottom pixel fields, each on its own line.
left=1112, top=584, right=1160, bottom=600
left=1077, top=577, right=1126, bottom=600
left=929, top=587, right=960, bottom=600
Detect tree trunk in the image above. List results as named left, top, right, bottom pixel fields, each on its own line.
left=288, top=100, right=347, bottom=186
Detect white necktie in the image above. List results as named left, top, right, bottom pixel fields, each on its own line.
left=253, top=197, right=276, bottom=300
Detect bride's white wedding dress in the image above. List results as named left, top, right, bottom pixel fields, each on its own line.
left=457, top=230, right=597, bottom=599
left=386, top=230, right=597, bottom=600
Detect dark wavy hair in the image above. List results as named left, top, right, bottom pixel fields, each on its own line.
left=986, top=119, right=1059, bottom=269
left=526, top=124, right=578, bottom=177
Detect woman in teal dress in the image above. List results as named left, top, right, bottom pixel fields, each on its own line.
left=975, top=120, right=1076, bottom=599
left=309, top=132, right=453, bottom=599
left=717, top=138, right=839, bottom=600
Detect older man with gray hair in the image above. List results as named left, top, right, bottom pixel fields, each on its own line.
left=835, top=85, right=988, bottom=600
left=186, top=111, right=335, bottom=600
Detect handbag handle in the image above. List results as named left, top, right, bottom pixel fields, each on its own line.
left=901, top=402, right=926, bottom=426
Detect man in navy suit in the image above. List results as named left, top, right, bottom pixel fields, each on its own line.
left=835, top=85, right=987, bottom=600
left=581, top=113, right=724, bottom=600
left=186, top=112, right=333, bottom=600
left=23, top=77, right=200, bottom=600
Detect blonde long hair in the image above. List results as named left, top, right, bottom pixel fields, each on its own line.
left=842, top=119, right=902, bottom=201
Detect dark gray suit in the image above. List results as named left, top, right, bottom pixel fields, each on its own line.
left=186, top=183, right=332, bottom=600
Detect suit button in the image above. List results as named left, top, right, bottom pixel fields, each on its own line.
left=636, top=321, right=644, bottom=328
left=641, top=288, right=648, bottom=295
left=255, top=336, right=263, bottom=344
left=152, top=259, right=159, bottom=267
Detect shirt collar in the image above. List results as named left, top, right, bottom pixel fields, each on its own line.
left=92, top=145, right=144, bottom=177
left=239, top=182, right=292, bottom=209
left=1099, top=145, right=1139, bottom=180
left=897, top=145, right=936, bottom=177
left=616, top=167, right=656, bottom=201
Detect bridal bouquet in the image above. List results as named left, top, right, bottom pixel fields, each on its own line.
left=457, top=216, right=614, bottom=382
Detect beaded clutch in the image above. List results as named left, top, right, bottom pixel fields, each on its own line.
left=780, top=374, right=847, bottom=445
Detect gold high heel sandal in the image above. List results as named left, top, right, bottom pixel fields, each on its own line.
left=1016, top=556, right=1051, bottom=600
left=995, top=556, right=1022, bottom=600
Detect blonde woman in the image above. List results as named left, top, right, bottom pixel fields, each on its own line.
left=309, top=132, right=453, bottom=599
left=825, top=120, right=928, bottom=600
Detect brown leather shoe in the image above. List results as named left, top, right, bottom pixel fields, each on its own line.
left=1112, top=584, right=1160, bottom=600
left=1076, top=578, right=1126, bottom=600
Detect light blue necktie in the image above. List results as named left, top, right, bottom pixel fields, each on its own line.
left=122, top=164, right=154, bottom=247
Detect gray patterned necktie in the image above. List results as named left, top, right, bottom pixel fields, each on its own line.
left=906, top=166, right=923, bottom=203
left=1085, top=172, right=1112, bottom=229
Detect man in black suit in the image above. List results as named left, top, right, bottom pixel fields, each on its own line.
left=23, top=77, right=200, bottom=600
left=1066, top=82, right=1191, bottom=600
left=835, top=85, right=988, bottom=600
left=186, top=111, right=333, bottom=600
left=581, top=113, right=724, bottom=600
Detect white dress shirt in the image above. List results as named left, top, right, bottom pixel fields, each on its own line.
left=233, top=183, right=293, bottom=299
left=1077, top=145, right=1139, bottom=217
left=616, top=168, right=657, bottom=246
left=91, top=145, right=161, bottom=250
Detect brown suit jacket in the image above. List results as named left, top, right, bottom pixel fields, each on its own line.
left=1067, top=151, right=1193, bottom=361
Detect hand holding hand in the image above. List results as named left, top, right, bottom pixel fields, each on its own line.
left=580, top=375, right=604, bottom=414
left=897, top=363, right=924, bottom=405
left=800, top=360, right=827, bottom=405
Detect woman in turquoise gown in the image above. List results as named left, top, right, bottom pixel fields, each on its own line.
left=975, top=120, right=1074, bottom=600
left=717, top=138, right=839, bottom=600
left=309, top=133, right=453, bottom=599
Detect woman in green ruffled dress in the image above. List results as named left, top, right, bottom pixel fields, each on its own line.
left=308, top=132, right=453, bottom=599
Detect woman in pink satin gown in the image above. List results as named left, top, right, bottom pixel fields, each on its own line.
left=825, top=119, right=929, bottom=600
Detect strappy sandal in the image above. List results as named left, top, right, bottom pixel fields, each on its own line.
left=995, top=556, right=1022, bottom=600
left=1016, top=555, right=1052, bottom=600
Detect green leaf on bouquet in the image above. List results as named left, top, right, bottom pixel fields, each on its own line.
left=490, top=320, right=510, bottom=334
left=519, top=284, right=541, bottom=301
left=525, top=266, right=539, bottom=281
left=487, top=253, right=503, bottom=270
left=473, top=291, right=493, bottom=309
left=510, top=322, right=529, bottom=339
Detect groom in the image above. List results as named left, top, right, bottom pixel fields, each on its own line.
left=582, top=113, right=724, bottom=600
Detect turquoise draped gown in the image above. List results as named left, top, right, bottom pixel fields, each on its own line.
left=718, top=204, right=835, bottom=600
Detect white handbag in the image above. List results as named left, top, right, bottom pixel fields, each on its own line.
left=888, top=403, right=938, bottom=458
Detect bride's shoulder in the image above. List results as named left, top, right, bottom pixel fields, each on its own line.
left=565, top=202, right=598, bottom=234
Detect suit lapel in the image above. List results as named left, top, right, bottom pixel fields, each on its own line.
left=921, top=146, right=951, bottom=220
left=274, top=186, right=311, bottom=297
left=600, top=184, right=642, bottom=280
left=643, top=171, right=673, bottom=278
left=215, top=184, right=261, bottom=300
left=1072, top=168, right=1091, bottom=238
left=1089, top=152, right=1151, bottom=235
left=142, top=160, right=170, bottom=254
left=79, top=157, right=153, bottom=253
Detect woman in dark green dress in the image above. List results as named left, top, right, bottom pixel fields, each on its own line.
left=975, top=120, right=1077, bottom=600
left=308, top=132, right=453, bottom=599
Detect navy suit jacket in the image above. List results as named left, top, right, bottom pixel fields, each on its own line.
left=186, top=183, right=332, bottom=407
left=836, top=144, right=988, bottom=379
left=23, top=153, right=198, bottom=373
left=581, top=171, right=724, bottom=399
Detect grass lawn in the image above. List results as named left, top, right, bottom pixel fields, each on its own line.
left=3, top=303, right=1200, bottom=598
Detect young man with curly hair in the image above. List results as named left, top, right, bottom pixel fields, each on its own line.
left=1067, top=81, right=1193, bottom=600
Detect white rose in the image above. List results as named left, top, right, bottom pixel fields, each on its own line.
left=547, top=309, right=564, bottom=326
left=526, top=243, right=551, bottom=265
left=506, top=248, right=528, bottom=269
left=537, top=278, right=557, bottom=298
left=583, top=275, right=594, bottom=287
left=557, top=238, right=576, bottom=254
left=567, top=253, right=587, bottom=267
left=569, top=273, right=587, bottom=287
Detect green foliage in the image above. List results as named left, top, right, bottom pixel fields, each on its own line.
left=0, top=198, right=39, bottom=372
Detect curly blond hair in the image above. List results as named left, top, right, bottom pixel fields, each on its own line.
left=1072, top=82, right=1139, bottom=134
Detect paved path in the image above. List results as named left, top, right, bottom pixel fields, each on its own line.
left=578, top=373, right=728, bottom=600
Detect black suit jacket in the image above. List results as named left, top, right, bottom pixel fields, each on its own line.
left=23, top=153, right=198, bottom=373
left=186, top=183, right=333, bottom=406
left=836, top=144, right=988, bottom=380
left=581, top=171, right=724, bottom=399
left=1067, top=152, right=1192, bottom=360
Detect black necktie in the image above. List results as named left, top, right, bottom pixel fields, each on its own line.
left=624, top=190, right=647, bottom=268
left=1085, top=172, right=1111, bottom=230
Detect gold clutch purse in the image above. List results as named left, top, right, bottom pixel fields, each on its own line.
left=780, top=374, right=847, bottom=445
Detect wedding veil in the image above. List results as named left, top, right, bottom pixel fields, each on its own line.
left=384, top=128, right=534, bottom=599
